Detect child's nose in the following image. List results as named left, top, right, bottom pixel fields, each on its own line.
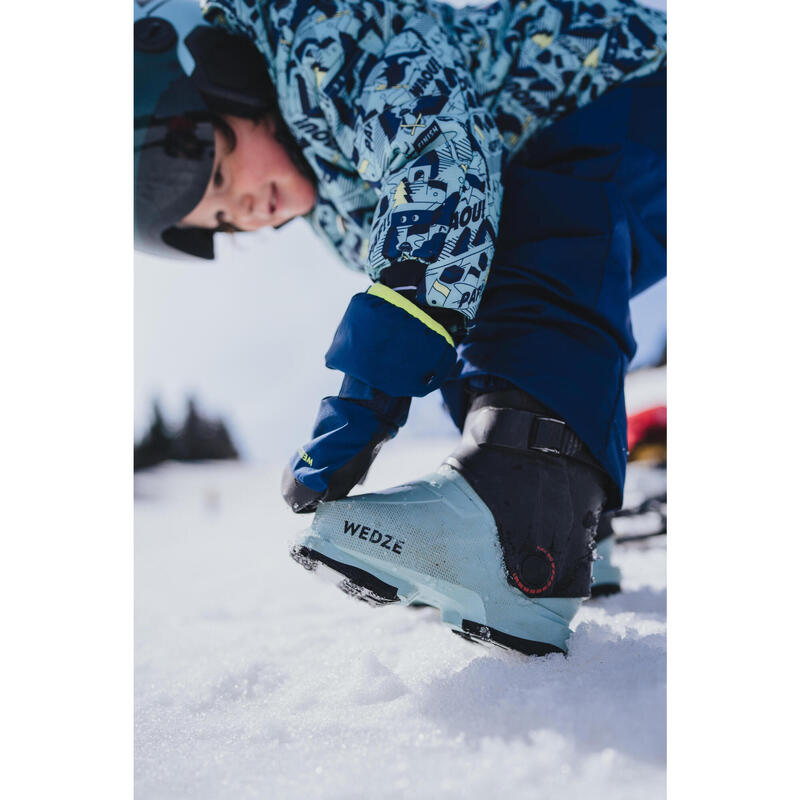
left=234, top=192, right=255, bottom=222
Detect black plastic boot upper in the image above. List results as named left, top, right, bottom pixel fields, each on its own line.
left=446, top=389, right=610, bottom=598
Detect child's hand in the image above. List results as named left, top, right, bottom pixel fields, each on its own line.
left=281, top=377, right=410, bottom=513
left=281, top=282, right=459, bottom=513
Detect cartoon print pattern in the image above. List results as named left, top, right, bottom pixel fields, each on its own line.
left=202, top=0, right=665, bottom=320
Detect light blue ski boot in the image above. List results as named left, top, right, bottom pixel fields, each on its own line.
left=292, top=464, right=581, bottom=654
left=291, top=389, right=610, bottom=656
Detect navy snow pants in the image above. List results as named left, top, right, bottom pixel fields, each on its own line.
left=442, top=68, right=666, bottom=507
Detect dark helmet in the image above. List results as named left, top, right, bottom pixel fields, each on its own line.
left=134, top=0, right=276, bottom=259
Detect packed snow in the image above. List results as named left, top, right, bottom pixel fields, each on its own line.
left=135, top=434, right=665, bottom=799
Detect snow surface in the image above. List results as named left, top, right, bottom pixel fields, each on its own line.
left=135, top=436, right=665, bottom=800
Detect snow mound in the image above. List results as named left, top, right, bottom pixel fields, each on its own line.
left=135, top=441, right=665, bottom=799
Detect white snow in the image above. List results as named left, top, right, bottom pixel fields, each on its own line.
left=135, top=440, right=665, bottom=799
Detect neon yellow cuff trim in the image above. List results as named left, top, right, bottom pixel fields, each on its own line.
left=367, top=283, right=455, bottom=348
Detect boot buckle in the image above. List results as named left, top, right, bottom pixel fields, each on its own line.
left=471, top=407, right=582, bottom=458
left=529, top=416, right=567, bottom=454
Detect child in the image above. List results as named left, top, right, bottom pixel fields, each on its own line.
left=134, top=0, right=666, bottom=655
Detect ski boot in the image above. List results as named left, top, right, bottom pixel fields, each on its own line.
left=590, top=513, right=622, bottom=597
left=290, top=389, right=609, bottom=656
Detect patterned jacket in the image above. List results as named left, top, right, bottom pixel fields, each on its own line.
left=202, top=0, right=665, bottom=323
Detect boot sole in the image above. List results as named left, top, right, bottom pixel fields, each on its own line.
left=290, top=543, right=565, bottom=657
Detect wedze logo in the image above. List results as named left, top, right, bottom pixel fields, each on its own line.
left=343, top=520, right=405, bottom=555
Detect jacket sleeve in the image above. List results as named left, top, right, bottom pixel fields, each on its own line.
left=289, top=0, right=505, bottom=323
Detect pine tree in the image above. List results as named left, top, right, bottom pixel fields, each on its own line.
left=134, top=400, right=173, bottom=471
left=171, top=397, right=239, bottom=462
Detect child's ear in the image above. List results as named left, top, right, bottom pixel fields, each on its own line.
left=262, top=113, right=277, bottom=136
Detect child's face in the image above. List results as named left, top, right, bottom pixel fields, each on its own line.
left=182, top=114, right=316, bottom=232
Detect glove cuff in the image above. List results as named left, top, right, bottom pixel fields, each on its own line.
left=325, top=284, right=457, bottom=397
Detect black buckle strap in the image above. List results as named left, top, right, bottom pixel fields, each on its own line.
left=471, top=407, right=583, bottom=458
left=530, top=416, right=582, bottom=456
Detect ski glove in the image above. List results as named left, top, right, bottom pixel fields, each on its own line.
left=325, top=283, right=458, bottom=397
left=282, top=283, right=460, bottom=513
left=281, top=375, right=410, bottom=513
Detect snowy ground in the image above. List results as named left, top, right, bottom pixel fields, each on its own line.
left=135, top=436, right=665, bottom=800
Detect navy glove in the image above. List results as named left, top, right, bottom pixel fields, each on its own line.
left=281, top=375, right=410, bottom=513
left=282, top=283, right=459, bottom=513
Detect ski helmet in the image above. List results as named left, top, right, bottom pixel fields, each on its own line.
left=134, top=0, right=277, bottom=259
